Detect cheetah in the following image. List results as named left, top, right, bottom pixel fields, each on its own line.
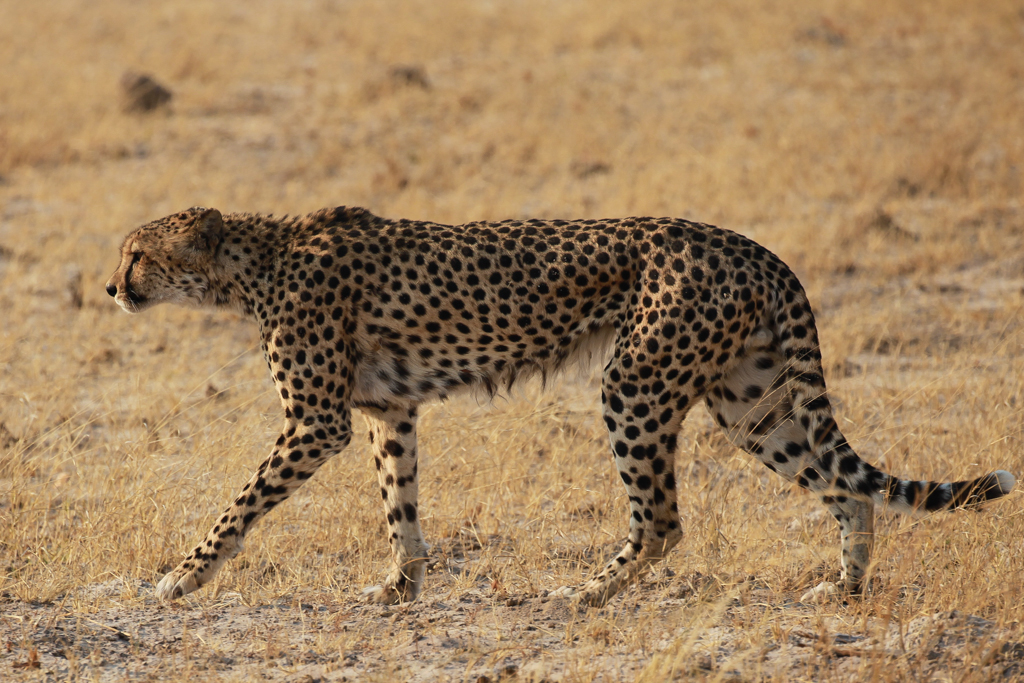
left=106, top=206, right=1015, bottom=607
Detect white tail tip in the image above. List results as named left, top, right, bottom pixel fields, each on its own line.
left=994, top=470, right=1016, bottom=495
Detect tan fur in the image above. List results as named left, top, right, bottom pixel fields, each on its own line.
left=107, top=206, right=1015, bottom=607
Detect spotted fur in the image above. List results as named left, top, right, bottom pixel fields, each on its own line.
left=106, top=206, right=1016, bottom=606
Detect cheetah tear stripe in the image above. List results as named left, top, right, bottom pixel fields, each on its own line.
left=107, top=206, right=1016, bottom=608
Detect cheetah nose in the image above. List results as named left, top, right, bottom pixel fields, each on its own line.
left=106, top=283, right=117, bottom=297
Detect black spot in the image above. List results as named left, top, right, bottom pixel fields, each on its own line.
left=804, top=395, right=830, bottom=411
left=785, top=441, right=805, bottom=457
left=838, top=455, right=860, bottom=475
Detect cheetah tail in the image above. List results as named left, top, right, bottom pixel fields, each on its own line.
left=769, top=266, right=1016, bottom=516
left=873, top=469, right=1016, bottom=516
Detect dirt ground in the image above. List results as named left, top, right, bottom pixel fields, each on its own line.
left=2, top=0, right=1023, bottom=680
left=5, top=570, right=1024, bottom=682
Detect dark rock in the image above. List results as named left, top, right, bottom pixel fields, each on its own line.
left=389, top=65, right=431, bottom=90
left=121, top=72, right=172, bottom=113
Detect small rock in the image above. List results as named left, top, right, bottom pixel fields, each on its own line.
left=64, top=264, right=83, bottom=309
left=497, top=663, right=518, bottom=679
left=121, top=72, right=172, bottom=113
left=389, top=65, right=430, bottom=90
left=860, top=208, right=919, bottom=241
left=571, top=160, right=612, bottom=179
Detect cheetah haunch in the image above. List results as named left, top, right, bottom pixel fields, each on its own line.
left=106, top=206, right=1015, bottom=606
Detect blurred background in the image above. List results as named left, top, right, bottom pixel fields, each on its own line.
left=3, top=0, right=1022, bottom=229
left=0, top=0, right=1022, bottom=678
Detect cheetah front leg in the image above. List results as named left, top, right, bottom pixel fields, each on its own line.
left=360, top=404, right=430, bottom=604
left=156, top=417, right=352, bottom=600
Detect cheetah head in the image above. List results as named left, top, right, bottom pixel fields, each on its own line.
left=106, top=207, right=224, bottom=313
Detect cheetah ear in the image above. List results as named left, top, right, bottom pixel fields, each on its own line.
left=192, top=208, right=224, bottom=252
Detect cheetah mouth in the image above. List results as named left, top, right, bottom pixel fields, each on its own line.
left=125, top=287, right=146, bottom=308
left=116, top=285, right=147, bottom=312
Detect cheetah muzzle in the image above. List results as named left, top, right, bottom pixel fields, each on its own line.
left=106, top=206, right=1016, bottom=607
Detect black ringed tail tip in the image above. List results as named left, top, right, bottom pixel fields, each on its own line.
left=949, top=470, right=1016, bottom=510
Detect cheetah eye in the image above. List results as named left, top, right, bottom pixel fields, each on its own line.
left=127, top=251, right=143, bottom=276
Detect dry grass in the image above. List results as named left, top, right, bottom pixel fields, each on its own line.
left=1, top=0, right=1023, bottom=680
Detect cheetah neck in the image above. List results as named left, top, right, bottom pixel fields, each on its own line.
left=201, top=213, right=296, bottom=317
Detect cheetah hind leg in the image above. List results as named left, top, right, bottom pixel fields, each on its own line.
left=796, top=494, right=874, bottom=602
left=360, top=404, right=431, bottom=604
left=555, top=356, right=690, bottom=607
left=703, top=327, right=875, bottom=602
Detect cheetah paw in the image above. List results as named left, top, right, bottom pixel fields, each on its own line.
left=552, top=585, right=608, bottom=608
left=362, top=584, right=405, bottom=605
left=553, top=585, right=583, bottom=602
left=156, top=567, right=201, bottom=601
left=799, top=581, right=839, bottom=603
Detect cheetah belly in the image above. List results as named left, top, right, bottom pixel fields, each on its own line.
left=350, top=321, right=617, bottom=407
left=351, top=346, right=449, bottom=405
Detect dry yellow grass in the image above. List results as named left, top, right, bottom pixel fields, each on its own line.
left=1, top=0, right=1023, bottom=680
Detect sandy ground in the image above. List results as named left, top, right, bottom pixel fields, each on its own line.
left=5, top=567, right=1023, bottom=682
left=3, top=1, right=1024, bottom=680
